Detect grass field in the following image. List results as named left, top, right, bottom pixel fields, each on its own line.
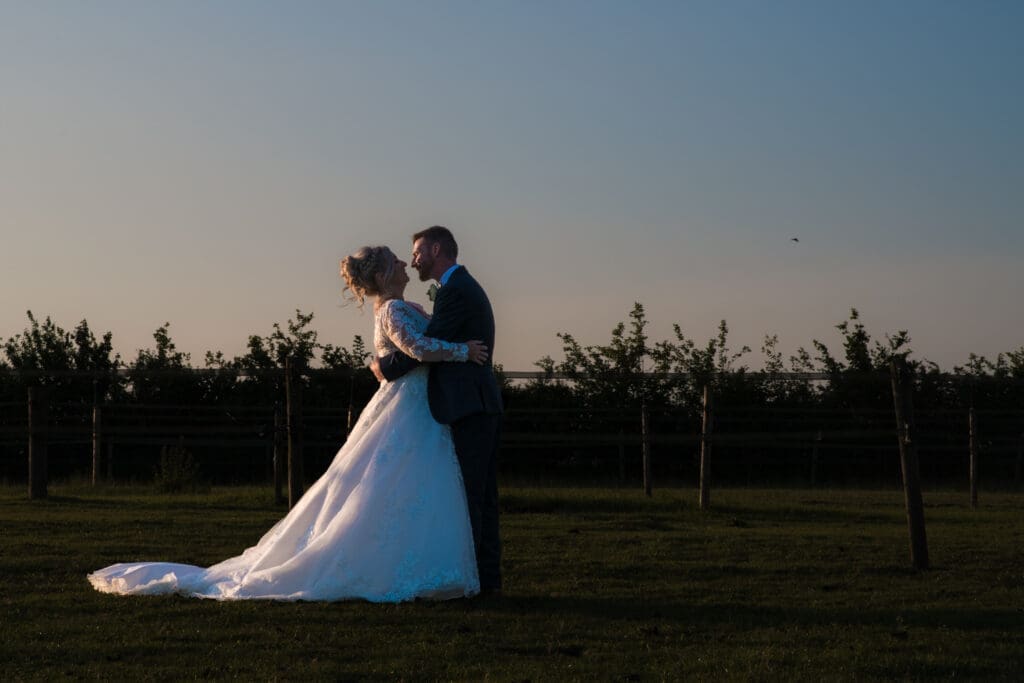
left=1, top=482, right=1022, bottom=681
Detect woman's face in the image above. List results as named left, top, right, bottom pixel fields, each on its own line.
left=381, top=249, right=409, bottom=296
left=392, top=256, right=410, bottom=292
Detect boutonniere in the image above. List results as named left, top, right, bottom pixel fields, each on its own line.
left=426, top=283, right=440, bottom=302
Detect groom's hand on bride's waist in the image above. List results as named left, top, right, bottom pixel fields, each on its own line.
left=369, top=358, right=385, bottom=382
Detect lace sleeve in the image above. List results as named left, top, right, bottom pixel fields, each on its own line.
left=405, top=301, right=430, bottom=319
left=380, top=300, right=469, bottom=362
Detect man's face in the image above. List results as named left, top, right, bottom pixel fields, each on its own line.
left=411, top=238, right=436, bottom=282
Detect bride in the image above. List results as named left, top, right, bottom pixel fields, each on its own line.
left=88, top=245, right=488, bottom=602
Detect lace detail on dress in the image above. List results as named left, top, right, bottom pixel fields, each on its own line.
left=375, top=299, right=468, bottom=363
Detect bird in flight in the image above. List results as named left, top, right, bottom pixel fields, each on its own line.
left=790, top=237, right=800, bottom=243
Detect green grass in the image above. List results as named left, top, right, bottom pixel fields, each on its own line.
left=1, top=483, right=1022, bottom=681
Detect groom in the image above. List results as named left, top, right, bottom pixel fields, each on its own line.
left=371, top=225, right=503, bottom=595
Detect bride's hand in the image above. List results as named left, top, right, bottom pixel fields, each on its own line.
left=466, top=340, right=489, bottom=365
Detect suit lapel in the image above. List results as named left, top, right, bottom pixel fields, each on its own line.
left=427, top=267, right=457, bottom=336
left=436, top=267, right=467, bottom=303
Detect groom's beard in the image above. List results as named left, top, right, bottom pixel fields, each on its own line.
left=415, top=263, right=432, bottom=281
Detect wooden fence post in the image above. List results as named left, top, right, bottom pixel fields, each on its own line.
left=28, top=387, right=49, bottom=500
left=92, top=404, right=102, bottom=486
left=969, top=406, right=978, bottom=510
left=699, top=384, right=713, bottom=511
left=285, top=358, right=304, bottom=509
left=91, top=380, right=100, bottom=486
left=890, top=359, right=929, bottom=570
left=273, top=402, right=285, bottom=505
left=810, top=429, right=822, bottom=488
left=641, top=404, right=652, bottom=497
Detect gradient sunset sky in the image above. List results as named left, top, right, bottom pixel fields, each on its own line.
left=2, top=1, right=1021, bottom=371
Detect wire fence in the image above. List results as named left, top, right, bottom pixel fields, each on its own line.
left=2, top=368, right=1022, bottom=493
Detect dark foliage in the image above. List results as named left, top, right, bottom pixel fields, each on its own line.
left=1, top=306, right=1022, bottom=487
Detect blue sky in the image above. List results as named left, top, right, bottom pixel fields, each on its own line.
left=1, top=1, right=1021, bottom=370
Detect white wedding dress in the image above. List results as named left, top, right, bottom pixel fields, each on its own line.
left=88, top=299, right=480, bottom=602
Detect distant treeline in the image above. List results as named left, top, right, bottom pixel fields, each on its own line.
left=2, top=304, right=1022, bottom=403
left=1, top=306, right=1022, bottom=486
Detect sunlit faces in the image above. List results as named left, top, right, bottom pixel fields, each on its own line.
left=392, top=256, right=410, bottom=289
left=411, top=237, right=439, bottom=282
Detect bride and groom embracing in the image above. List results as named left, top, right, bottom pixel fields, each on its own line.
left=89, top=226, right=503, bottom=601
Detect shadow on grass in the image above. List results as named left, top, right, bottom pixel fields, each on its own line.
left=40, top=584, right=1024, bottom=641
left=500, top=493, right=684, bottom=515
left=708, top=503, right=896, bottom=525
left=6, top=495, right=283, bottom=516
left=479, top=594, right=1024, bottom=632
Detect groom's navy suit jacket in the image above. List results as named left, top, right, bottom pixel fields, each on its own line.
left=379, top=266, right=503, bottom=423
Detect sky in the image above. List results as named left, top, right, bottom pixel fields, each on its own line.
left=1, top=1, right=1022, bottom=371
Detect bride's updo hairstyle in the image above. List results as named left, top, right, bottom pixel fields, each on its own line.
left=340, top=245, right=397, bottom=308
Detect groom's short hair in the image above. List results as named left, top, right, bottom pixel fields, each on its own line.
left=413, top=225, right=458, bottom=259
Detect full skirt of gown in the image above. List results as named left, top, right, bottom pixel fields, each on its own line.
left=87, top=367, right=480, bottom=602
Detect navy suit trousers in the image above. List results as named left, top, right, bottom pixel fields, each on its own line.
left=450, top=412, right=502, bottom=591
